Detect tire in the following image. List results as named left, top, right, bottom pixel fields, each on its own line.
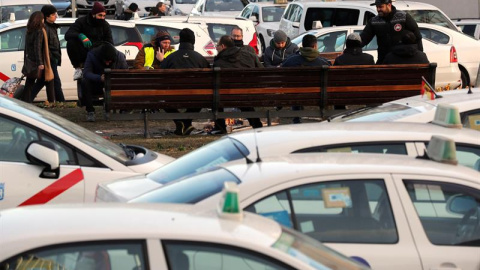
left=259, top=36, right=266, bottom=54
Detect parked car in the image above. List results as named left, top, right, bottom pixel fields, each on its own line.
left=128, top=144, right=480, bottom=270
left=95, top=111, right=480, bottom=203
left=50, top=0, right=72, bottom=17
left=0, top=0, right=53, bottom=23
left=169, top=0, right=197, bottom=16
left=116, top=0, right=158, bottom=18
left=418, top=23, right=480, bottom=87
left=0, top=18, right=143, bottom=101
left=0, top=203, right=369, bottom=270
left=239, top=1, right=287, bottom=53
left=455, top=19, right=480, bottom=40
left=278, top=1, right=459, bottom=39
left=328, top=89, right=480, bottom=129
left=191, top=0, right=249, bottom=17
left=0, top=96, right=174, bottom=210
left=290, top=25, right=462, bottom=90
left=75, top=0, right=116, bottom=14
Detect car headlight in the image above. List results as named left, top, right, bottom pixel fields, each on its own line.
left=267, top=29, right=276, bottom=37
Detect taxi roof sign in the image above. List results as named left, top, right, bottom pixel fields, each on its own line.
left=427, top=135, right=458, bottom=165
left=274, top=0, right=288, bottom=4
left=217, top=182, right=243, bottom=221
left=432, top=103, right=462, bottom=128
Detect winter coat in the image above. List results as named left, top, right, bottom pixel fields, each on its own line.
left=65, top=14, right=113, bottom=48
left=213, top=46, right=263, bottom=68
left=24, top=29, right=45, bottom=68
left=334, top=47, right=375, bottom=66
left=118, top=9, right=135, bottom=20
left=44, top=21, right=62, bottom=66
left=382, top=44, right=429, bottom=65
left=83, top=46, right=128, bottom=83
left=134, top=41, right=175, bottom=69
left=263, top=38, right=298, bottom=67
left=281, top=47, right=331, bottom=67
left=360, top=6, right=423, bottom=64
left=160, top=42, right=210, bottom=69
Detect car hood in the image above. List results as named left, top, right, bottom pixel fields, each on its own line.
left=96, top=175, right=163, bottom=202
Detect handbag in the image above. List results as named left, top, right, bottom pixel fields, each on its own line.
left=22, top=56, right=40, bottom=79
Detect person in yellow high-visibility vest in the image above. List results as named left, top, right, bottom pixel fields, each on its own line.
left=134, top=30, right=175, bottom=69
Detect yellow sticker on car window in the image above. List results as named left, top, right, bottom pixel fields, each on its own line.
left=322, top=187, right=352, bottom=208
left=326, top=147, right=352, bottom=153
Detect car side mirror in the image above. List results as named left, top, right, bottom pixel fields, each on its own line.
left=26, top=141, right=60, bottom=179
left=446, top=194, right=477, bottom=215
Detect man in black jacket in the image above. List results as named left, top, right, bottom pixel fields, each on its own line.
left=334, top=33, right=375, bottom=66
left=264, top=30, right=298, bottom=67
left=212, top=35, right=263, bottom=134
left=360, top=0, right=422, bottom=64
left=383, top=31, right=429, bottom=64
left=65, top=2, right=113, bottom=80
left=161, top=28, right=210, bottom=135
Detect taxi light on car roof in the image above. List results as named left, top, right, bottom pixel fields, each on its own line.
left=427, top=135, right=458, bottom=165
left=218, top=182, right=243, bottom=221
left=432, top=104, right=462, bottom=128
left=274, top=0, right=288, bottom=4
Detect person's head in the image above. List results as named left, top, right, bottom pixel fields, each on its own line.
left=401, top=31, right=417, bottom=45
left=101, top=43, right=117, bottom=66
left=179, top=28, right=195, bottom=45
left=154, top=30, right=172, bottom=51
left=345, top=33, right=362, bottom=49
left=128, top=3, right=139, bottom=12
left=216, top=35, right=235, bottom=53
left=370, top=0, right=392, bottom=17
left=41, top=5, right=57, bottom=24
left=157, top=2, right=167, bottom=13
left=26, top=11, right=44, bottom=33
left=273, top=30, right=287, bottom=49
left=302, top=34, right=317, bottom=49
left=230, top=27, right=243, bottom=41
left=91, top=2, right=107, bottom=20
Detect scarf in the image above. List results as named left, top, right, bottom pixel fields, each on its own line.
left=42, top=28, right=54, bottom=82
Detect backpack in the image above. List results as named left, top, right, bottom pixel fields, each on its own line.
left=1, top=76, right=24, bottom=98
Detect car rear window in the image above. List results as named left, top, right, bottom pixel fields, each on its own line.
left=111, top=26, right=142, bottom=46
left=136, top=25, right=182, bottom=45
left=304, top=8, right=360, bottom=31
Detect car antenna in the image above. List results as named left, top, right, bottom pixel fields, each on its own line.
left=253, top=129, right=262, bottom=163
left=466, top=76, right=473, bottom=94
left=422, top=76, right=442, bottom=99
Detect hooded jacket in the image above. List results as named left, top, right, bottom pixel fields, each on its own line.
left=281, top=47, right=331, bottom=67
left=65, top=14, right=113, bottom=48
left=263, top=37, right=298, bottom=67
left=382, top=43, right=429, bottom=64
left=214, top=47, right=263, bottom=68
left=160, top=42, right=210, bottom=69
left=83, top=46, right=128, bottom=83
left=334, top=47, right=375, bottom=66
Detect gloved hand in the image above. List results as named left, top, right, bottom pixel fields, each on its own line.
left=78, top=33, right=92, bottom=49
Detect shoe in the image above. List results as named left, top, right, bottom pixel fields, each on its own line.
left=73, top=68, right=83, bottom=80
left=183, top=125, right=195, bottom=135
left=173, top=121, right=184, bottom=135
left=86, top=112, right=95, bottom=122
left=209, top=127, right=227, bottom=135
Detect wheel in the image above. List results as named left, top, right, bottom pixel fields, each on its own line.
left=461, top=71, right=468, bottom=88
left=259, top=35, right=266, bottom=54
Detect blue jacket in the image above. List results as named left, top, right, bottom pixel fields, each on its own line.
left=83, top=46, right=128, bottom=82
left=281, top=47, right=331, bottom=67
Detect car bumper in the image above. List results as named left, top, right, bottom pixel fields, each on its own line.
left=435, top=64, right=462, bottom=90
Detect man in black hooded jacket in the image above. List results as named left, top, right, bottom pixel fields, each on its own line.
left=334, top=33, right=375, bottom=66
left=383, top=31, right=429, bottom=64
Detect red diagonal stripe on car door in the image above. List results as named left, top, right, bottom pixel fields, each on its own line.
left=0, top=72, right=10, bottom=82
left=18, top=169, right=85, bottom=206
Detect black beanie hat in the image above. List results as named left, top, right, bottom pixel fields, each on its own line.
left=102, top=44, right=118, bottom=62
left=41, top=5, right=57, bottom=18
left=179, top=28, right=195, bottom=45
left=129, top=3, right=139, bottom=11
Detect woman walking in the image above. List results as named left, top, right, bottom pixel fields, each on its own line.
left=21, top=11, right=54, bottom=103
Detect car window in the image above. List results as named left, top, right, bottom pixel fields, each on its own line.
left=240, top=5, right=253, bottom=18
left=205, top=0, right=245, bottom=12
left=111, top=26, right=142, bottom=46
left=283, top=4, right=294, bottom=20
left=403, top=180, right=480, bottom=246
left=0, top=241, right=146, bottom=270
left=461, top=109, right=480, bottom=131
left=293, top=143, right=408, bottom=155
left=304, top=8, right=359, bottom=31
left=458, top=24, right=477, bottom=38
left=292, top=6, right=302, bottom=23
left=363, top=11, right=375, bottom=25
left=317, top=31, right=347, bottom=53
left=130, top=168, right=240, bottom=204
left=419, top=28, right=450, bottom=44
left=206, top=23, right=237, bottom=43
left=0, top=116, right=38, bottom=162
left=354, top=29, right=378, bottom=50
left=405, top=10, right=457, bottom=31
left=0, top=27, right=25, bottom=52
left=163, top=241, right=295, bottom=270
left=58, top=24, right=70, bottom=48
left=0, top=5, right=44, bottom=23
left=136, top=25, right=181, bottom=45
left=262, top=6, right=286, bottom=22
left=246, top=179, right=398, bottom=244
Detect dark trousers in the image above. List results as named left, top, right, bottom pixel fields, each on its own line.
left=164, top=108, right=201, bottom=127
left=82, top=78, right=104, bottom=112
left=23, top=73, right=54, bottom=103
left=31, top=59, right=65, bottom=102
left=214, top=107, right=263, bottom=132
left=67, top=39, right=88, bottom=68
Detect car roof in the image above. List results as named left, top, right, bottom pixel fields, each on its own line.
left=389, top=89, right=480, bottom=107
left=0, top=203, right=281, bottom=260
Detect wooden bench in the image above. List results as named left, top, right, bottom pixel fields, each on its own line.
left=104, top=63, right=436, bottom=137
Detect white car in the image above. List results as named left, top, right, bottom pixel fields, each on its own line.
left=329, top=89, right=480, bottom=129
left=290, top=25, right=462, bottom=90
left=0, top=96, right=174, bottom=210
left=95, top=114, right=480, bottom=202
left=134, top=19, right=218, bottom=57
left=0, top=18, right=143, bottom=101
left=0, top=0, right=52, bottom=23
left=191, top=0, right=249, bottom=17
left=239, top=2, right=287, bottom=53
left=116, top=0, right=158, bottom=18
left=129, top=149, right=480, bottom=270
left=455, top=19, right=480, bottom=40
left=169, top=0, right=197, bottom=16
left=75, top=0, right=116, bottom=15
left=0, top=203, right=369, bottom=270
left=418, top=23, right=480, bottom=87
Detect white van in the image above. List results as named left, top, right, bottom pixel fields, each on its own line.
left=279, top=1, right=459, bottom=38
left=0, top=0, right=52, bottom=23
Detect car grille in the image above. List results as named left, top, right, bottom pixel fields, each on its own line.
left=86, top=0, right=108, bottom=4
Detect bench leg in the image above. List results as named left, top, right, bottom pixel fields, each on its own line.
left=143, top=110, right=150, bottom=138
left=267, top=110, right=272, bottom=126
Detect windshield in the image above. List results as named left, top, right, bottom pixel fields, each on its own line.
left=148, top=137, right=249, bottom=184
left=406, top=10, right=457, bottom=31
left=262, top=6, right=286, bottom=22
left=331, top=103, right=422, bottom=122
left=0, top=5, right=44, bottom=23
left=130, top=168, right=240, bottom=203
left=273, top=227, right=369, bottom=270
left=0, top=97, right=130, bottom=163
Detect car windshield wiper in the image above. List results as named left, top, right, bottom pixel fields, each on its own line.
left=327, top=105, right=376, bottom=122
left=119, top=143, right=136, bottom=160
